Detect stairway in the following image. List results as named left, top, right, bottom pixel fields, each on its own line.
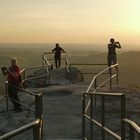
left=49, top=68, right=69, bottom=84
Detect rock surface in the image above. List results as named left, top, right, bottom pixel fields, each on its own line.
left=0, top=67, right=140, bottom=140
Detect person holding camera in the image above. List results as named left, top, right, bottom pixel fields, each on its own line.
left=107, top=38, right=121, bottom=66
left=5, top=58, right=22, bottom=112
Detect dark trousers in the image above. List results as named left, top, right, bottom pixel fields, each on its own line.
left=8, top=85, right=21, bottom=109
left=55, top=57, right=61, bottom=68
left=107, top=54, right=117, bottom=66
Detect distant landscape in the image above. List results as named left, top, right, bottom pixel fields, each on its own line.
left=0, top=43, right=140, bottom=95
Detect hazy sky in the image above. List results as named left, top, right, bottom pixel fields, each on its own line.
left=0, top=0, right=140, bottom=44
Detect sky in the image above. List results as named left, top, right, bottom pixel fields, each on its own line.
left=0, top=0, right=140, bottom=44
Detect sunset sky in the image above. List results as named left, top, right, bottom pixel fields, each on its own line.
left=0, top=0, right=140, bottom=44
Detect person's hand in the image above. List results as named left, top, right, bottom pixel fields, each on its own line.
left=5, top=67, right=9, bottom=72
left=1, top=67, right=8, bottom=75
left=115, top=41, right=120, bottom=44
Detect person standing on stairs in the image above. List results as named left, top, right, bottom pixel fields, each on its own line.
left=52, top=43, right=66, bottom=68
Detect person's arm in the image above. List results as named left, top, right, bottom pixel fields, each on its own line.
left=52, top=48, right=55, bottom=52
left=115, top=42, right=121, bottom=48
left=6, top=67, right=20, bottom=78
left=60, top=47, right=66, bottom=53
left=107, top=44, right=110, bottom=48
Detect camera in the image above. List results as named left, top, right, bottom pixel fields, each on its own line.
left=115, top=41, right=119, bottom=44
left=1, top=67, right=7, bottom=75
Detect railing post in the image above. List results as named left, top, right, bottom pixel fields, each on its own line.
left=65, top=58, right=67, bottom=68
left=101, top=96, right=105, bottom=140
left=82, top=93, right=86, bottom=139
left=116, top=66, right=119, bottom=85
left=42, top=54, right=44, bottom=67
left=90, top=94, right=93, bottom=140
left=22, top=69, right=26, bottom=82
left=48, top=67, right=51, bottom=85
left=129, top=125, right=134, bottom=140
left=94, top=79, right=97, bottom=107
left=65, top=58, right=67, bottom=75
left=109, top=67, right=112, bottom=92
left=33, top=123, right=40, bottom=140
left=121, top=94, right=125, bottom=140
left=5, top=81, right=9, bottom=111
left=69, top=64, right=72, bottom=83
left=35, top=93, right=43, bottom=140
left=94, top=78, right=97, bottom=90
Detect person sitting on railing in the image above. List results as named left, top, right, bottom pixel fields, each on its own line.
left=6, top=57, right=22, bottom=112
left=52, top=43, right=66, bottom=68
left=107, top=38, right=121, bottom=68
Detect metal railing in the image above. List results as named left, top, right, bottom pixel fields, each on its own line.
left=0, top=63, right=50, bottom=140
left=82, top=92, right=125, bottom=140
left=42, top=52, right=67, bottom=68
left=65, top=56, right=71, bottom=73
left=0, top=78, right=43, bottom=139
left=41, top=52, right=119, bottom=85
left=84, top=64, right=118, bottom=112
left=86, top=63, right=119, bottom=93
left=68, top=63, right=118, bottom=84
left=42, top=52, right=51, bottom=68
left=123, top=119, right=140, bottom=140
left=82, top=64, right=121, bottom=140
left=20, top=65, right=50, bottom=86
left=82, top=63, right=140, bottom=140
left=42, top=52, right=71, bottom=84
left=0, top=119, right=40, bottom=140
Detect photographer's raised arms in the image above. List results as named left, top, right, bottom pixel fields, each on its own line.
left=107, top=38, right=121, bottom=67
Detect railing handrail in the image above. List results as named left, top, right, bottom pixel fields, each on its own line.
left=123, top=118, right=140, bottom=134
left=94, top=73, right=117, bottom=93
left=70, top=63, right=107, bottom=66
left=23, top=74, right=49, bottom=83
left=0, top=119, right=40, bottom=140
left=65, top=57, right=71, bottom=73
left=42, top=52, right=67, bottom=63
left=86, top=63, right=118, bottom=92
left=6, top=81, right=36, bottom=96
left=84, top=91, right=124, bottom=96
left=42, top=53, right=51, bottom=67
left=43, top=51, right=66, bottom=55
left=20, top=68, right=26, bottom=74
left=24, top=65, right=50, bottom=71
left=20, top=65, right=50, bottom=86
left=42, top=52, right=71, bottom=83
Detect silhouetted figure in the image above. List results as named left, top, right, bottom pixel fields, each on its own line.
left=52, top=43, right=65, bottom=68
left=6, top=58, right=22, bottom=112
left=107, top=38, right=121, bottom=66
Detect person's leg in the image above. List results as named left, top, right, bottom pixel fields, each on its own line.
left=8, top=85, right=21, bottom=110
left=112, top=55, right=118, bottom=71
left=58, top=57, right=61, bottom=67
left=107, top=55, right=112, bottom=67
left=13, top=88, right=21, bottom=110
left=55, top=58, right=57, bottom=68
